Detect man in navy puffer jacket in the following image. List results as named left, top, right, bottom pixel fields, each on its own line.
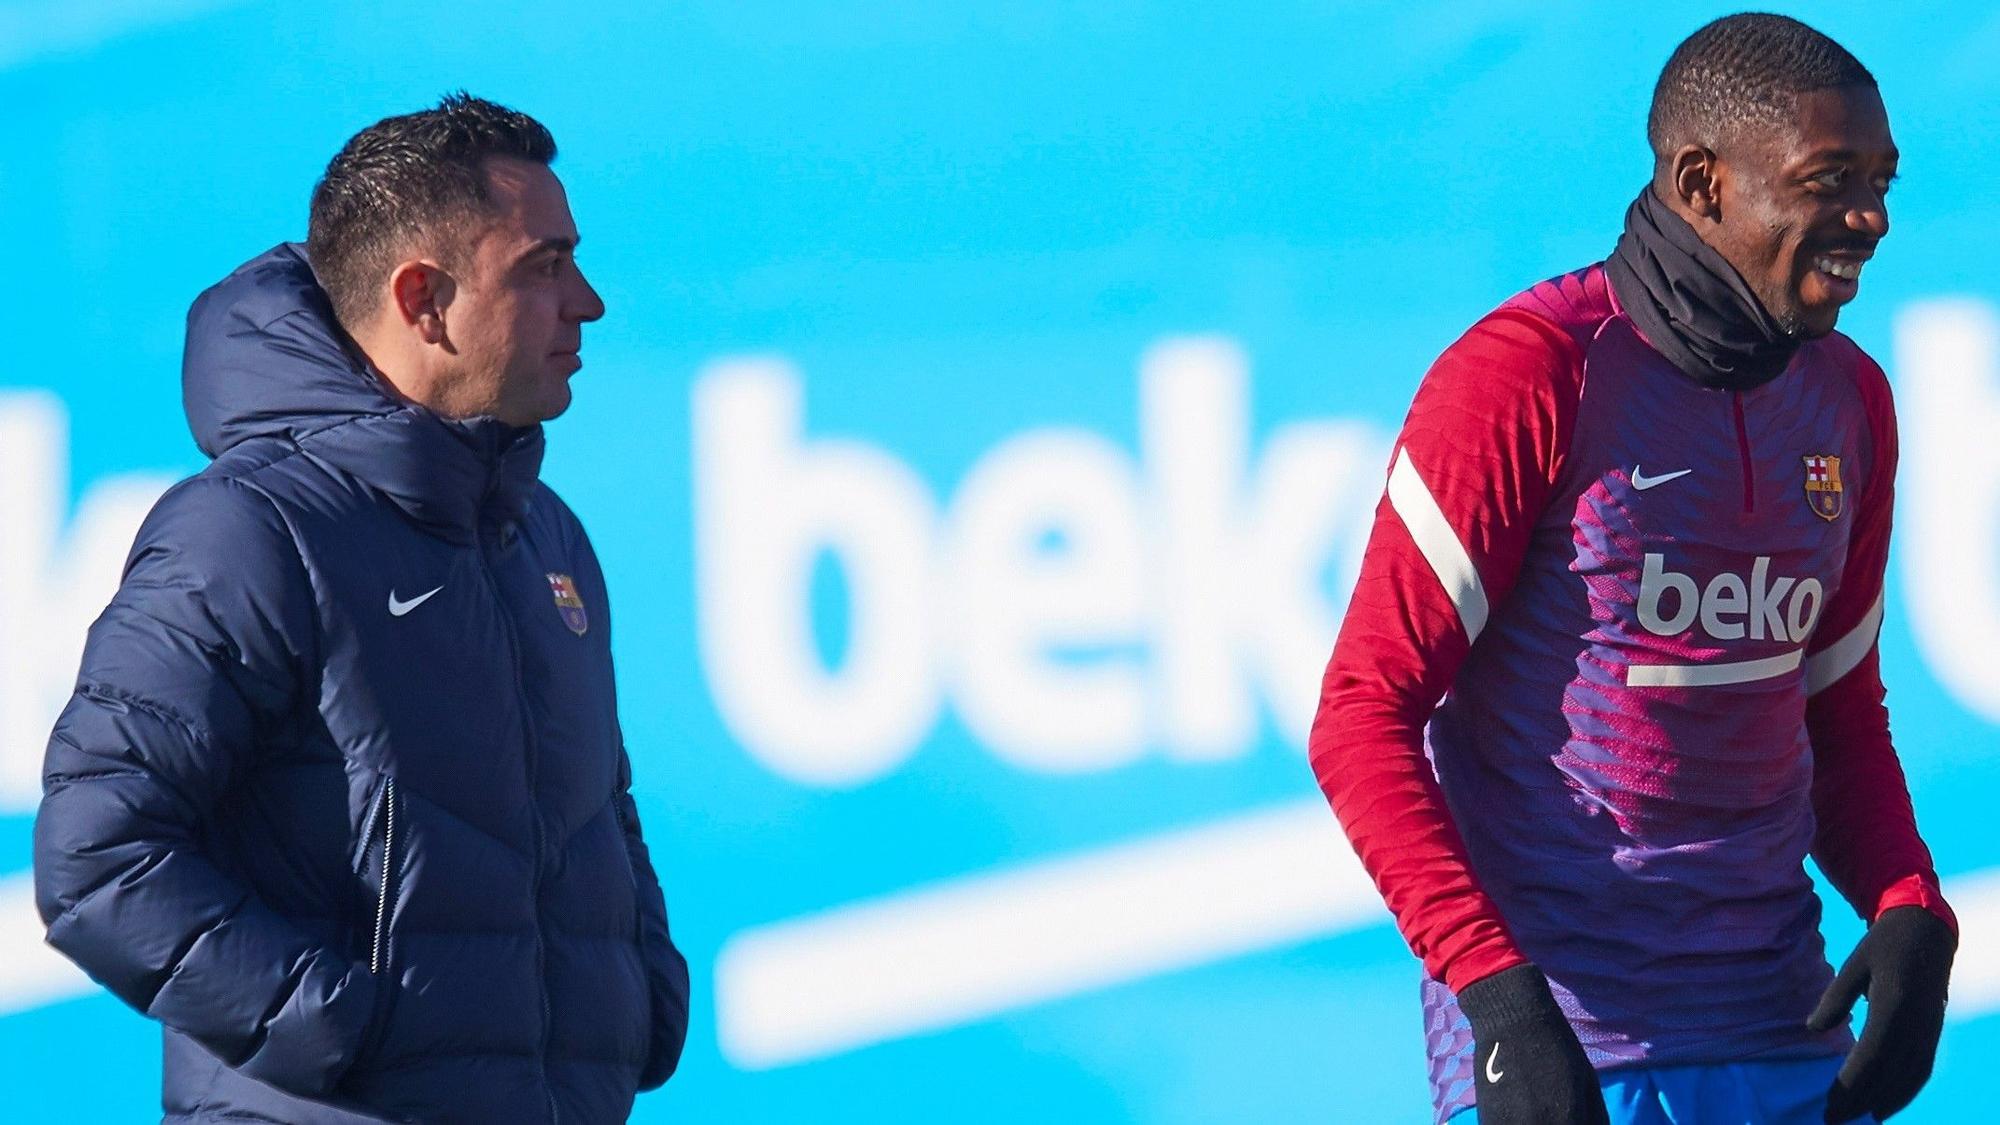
left=32, top=94, right=689, bottom=1123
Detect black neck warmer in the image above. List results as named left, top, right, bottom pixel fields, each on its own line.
left=1606, top=187, right=1801, bottom=391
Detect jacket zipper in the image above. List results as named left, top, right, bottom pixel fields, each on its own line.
left=370, top=778, right=397, bottom=975
left=354, top=777, right=400, bottom=1070
left=480, top=542, right=560, bottom=1125
left=1731, top=393, right=1756, bottom=513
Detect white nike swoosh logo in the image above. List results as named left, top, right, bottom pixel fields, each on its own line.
left=388, top=586, right=444, bottom=617
left=1631, top=466, right=1693, bottom=490
left=1485, top=1042, right=1504, bottom=1083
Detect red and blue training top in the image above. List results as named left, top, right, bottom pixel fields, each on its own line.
left=1308, top=263, right=1954, bottom=1121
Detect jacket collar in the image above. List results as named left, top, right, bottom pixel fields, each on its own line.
left=183, top=243, right=544, bottom=543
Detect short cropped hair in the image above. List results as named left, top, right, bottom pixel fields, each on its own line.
left=1647, top=13, right=1874, bottom=164
left=307, top=92, right=557, bottom=329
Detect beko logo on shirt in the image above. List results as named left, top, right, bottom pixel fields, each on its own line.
left=1637, top=553, right=1825, bottom=643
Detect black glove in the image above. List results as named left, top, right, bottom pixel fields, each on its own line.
left=1458, top=964, right=1608, bottom=1125
left=1808, top=905, right=1956, bottom=1123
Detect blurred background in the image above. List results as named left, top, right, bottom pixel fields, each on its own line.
left=4, top=2, right=1998, bottom=1120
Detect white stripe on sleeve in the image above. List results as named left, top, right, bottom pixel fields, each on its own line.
left=1386, top=448, right=1490, bottom=644
left=1804, top=593, right=1886, bottom=696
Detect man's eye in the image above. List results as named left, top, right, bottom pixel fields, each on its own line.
left=1809, top=170, right=1846, bottom=190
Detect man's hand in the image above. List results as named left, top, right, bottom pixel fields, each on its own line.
left=1808, top=906, right=1956, bottom=1123
left=1458, top=964, right=1608, bottom=1125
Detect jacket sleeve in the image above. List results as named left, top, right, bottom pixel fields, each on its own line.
left=1308, top=308, right=1583, bottom=992
left=1804, top=360, right=1955, bottom=931
left=32, top=476, right=375, bottom=1097
left=615, top=748, right=692, bottom=1089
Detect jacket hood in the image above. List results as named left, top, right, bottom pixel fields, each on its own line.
left=183, top=243, right=544, bottom=541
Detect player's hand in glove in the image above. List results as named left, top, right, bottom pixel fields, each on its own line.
left=1458, top=964, right=1608, bottom=1125
left=1807, top=905, right=1956, bottom=1123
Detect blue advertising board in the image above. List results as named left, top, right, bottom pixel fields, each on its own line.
left=3, top=3, right=1997, bottom=1120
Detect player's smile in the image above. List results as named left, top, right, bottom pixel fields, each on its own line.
left=1800, top=242, right=1873, bottom=310
left=1713, top=84, right=1896, bottom=338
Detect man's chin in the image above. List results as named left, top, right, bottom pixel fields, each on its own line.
left=1788, top=272, right=1862, bottom=338
left=1774, top=301, right=1840, bottom=340
left=536, top=388, right=574, bottom=424
left=1793, top=307, right=1843, bottom=339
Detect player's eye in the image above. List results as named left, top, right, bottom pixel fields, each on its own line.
left=1808, top=169, right=1846, bottom=191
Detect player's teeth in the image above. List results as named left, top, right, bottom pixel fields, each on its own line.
left=1815, top=257, right=1861, bottom=280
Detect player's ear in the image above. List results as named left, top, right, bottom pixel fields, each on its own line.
left=386, top=260, right=456, bottom=347
left=1668, top=145, right=1723, bottom=221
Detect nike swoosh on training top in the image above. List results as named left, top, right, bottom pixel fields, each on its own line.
left=1631, top=466, right=1693, bottom=490
left=388, top=586, right=444, bottom=617
left=1485, top=1042, right=1504, bottom=1082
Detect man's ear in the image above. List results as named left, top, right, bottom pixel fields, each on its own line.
left=386, top=260, right=457, bottom=346
left=1668, top=144, right=1724, bottom=222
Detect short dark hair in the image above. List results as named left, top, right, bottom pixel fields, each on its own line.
left=307, top=92, right=557, bottom=329
left=1647, top=13, right=1875, bottom=165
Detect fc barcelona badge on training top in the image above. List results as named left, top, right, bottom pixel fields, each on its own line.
left=546, top=573, right=588, bottom=636
left=1803, top=454, right=1844, bottom=521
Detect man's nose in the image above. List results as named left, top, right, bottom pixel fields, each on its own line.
left=1846, top=197, right=1889, bottom=240
left=571, top=267, right=606, bottom=323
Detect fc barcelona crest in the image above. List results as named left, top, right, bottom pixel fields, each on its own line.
left=1802, top=454, right=1844, bottom=521
left=546, top=573, right=588, bottom=636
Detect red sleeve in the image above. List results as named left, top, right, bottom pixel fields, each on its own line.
left=1804, top=357, right=1955, bottom=932
left=1308, top=308, right=1582, bottom=992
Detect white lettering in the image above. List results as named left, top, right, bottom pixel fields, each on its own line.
left=691, top=339, right=1387, bottom=786
left=1700, top=571, right=1748, bottom=640
left=1638, top=553, right=1699, bottom=635
left=0, top=393, right=172, bottom=811
left=942, top=432, right=1147, bottom=772
left=1234, top=419, right=1378, bottom=748
left=1787, top=577, right=1825, bottom=643
left=1144, top=340, right=1249, bottom=761
left=1748, top=555, right=1794, bottom=641
left=692, top=360, right=943, bottom=788
left=1638, top=552, right=1818, bottom=644
left=1898, top=300, right=2000, bottom=722
left=1141, top=339, right=1379, bottom=760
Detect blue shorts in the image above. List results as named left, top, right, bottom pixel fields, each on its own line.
left=1600, top=1056, right=1874, bottom=1125
left=1457, top=1056, right=1878, bottom=1124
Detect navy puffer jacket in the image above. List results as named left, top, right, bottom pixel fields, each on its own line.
left=33, top=244, right=690, bottom=1123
